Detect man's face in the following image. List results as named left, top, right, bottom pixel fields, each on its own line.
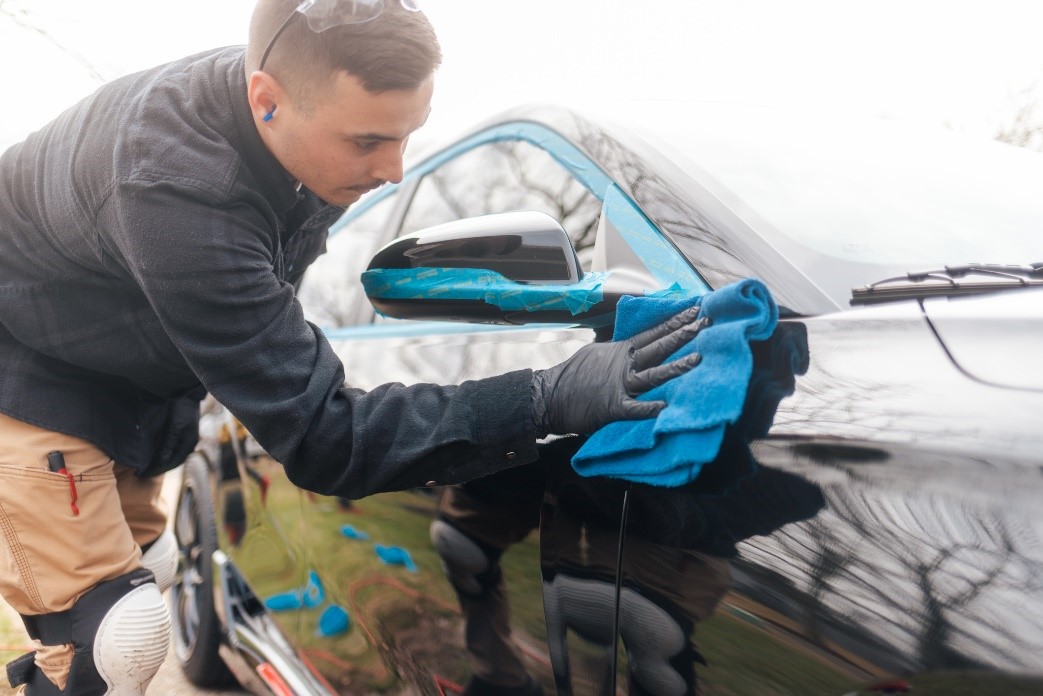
left=255, top=71, right=433, bottom=207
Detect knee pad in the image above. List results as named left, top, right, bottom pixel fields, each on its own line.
left=619, top=588, right=694, bottom=696
left=140, top=529, right=177, bottom=593
left=542, top=576, right=695, bottom=696
left=430, top=519, right=501, bottom=597
left=10, top=568, right=171, bottom=695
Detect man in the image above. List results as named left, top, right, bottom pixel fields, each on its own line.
left=0, top=1, right=703, bottom=693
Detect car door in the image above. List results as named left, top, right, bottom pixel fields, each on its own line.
left=293, top=117, right=992, bottom=696
left=290, top=123, right=704, bottom=694
left=203, top=397, right=313, bottom=673
left=321, top=125, right=901, bottom=696
left=296, top=137, right=590, bottom=696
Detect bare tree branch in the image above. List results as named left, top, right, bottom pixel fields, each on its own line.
left=995, top=84, right=1043, bottom=152
left=1, top=0, right=107, bottom=82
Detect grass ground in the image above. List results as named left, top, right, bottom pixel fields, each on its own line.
left=0, top=600, right=30, bottom=696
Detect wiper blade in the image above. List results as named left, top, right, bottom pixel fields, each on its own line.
left=851, top=262, right=1043, bottom=305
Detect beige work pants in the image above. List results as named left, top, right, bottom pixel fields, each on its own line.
left=438, top=484, right=542, bottom=689
left=0, top=413, right=167, bottom=690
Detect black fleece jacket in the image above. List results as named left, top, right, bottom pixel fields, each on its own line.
left=0, top=47, right=538, bottom=496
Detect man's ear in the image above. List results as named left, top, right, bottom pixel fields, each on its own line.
left=247, top=71, right=287, bottom=125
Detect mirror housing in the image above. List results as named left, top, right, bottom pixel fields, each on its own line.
left=363, top=212, right=635, bottom=326
left=368, top=211, right=581, bottom=284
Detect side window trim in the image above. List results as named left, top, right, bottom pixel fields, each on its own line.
left=407, top=122, right=617, bottom=202
left=601, top=184, right=708, bottom=291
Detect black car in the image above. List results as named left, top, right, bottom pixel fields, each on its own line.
left=169, top=102, right=1043, bottom=696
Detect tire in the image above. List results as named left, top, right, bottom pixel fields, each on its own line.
left=170, top=453, right=238, bottom=688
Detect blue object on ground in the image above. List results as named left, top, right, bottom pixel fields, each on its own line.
left=301, top=570, right=325, bottom=608
left=316, top=605, right=351, bottom=637
left=340, top=524, right=370, bottom=540
left=374, top=544, right=418, bottom=573
left=263, top=591, right=301, bottom=612
left=572, top=279, right=779, bottom=487
left=263, top=570, right=326, bottom=611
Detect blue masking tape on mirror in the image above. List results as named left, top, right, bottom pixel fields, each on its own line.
left=361, top=268, right=610, bottom=315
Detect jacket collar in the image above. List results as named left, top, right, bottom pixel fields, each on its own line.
left=226, top=50, right=303, bottom=217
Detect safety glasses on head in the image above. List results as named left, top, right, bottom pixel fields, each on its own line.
left=298, top=0, right=421, bottom=31
left=259, top=0, right=421, bottom=71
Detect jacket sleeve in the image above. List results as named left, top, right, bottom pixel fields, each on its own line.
left=98, top=177, right=539, bottom=498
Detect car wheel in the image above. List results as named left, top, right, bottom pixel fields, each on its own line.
left=170, top=453, right=238, bottom=688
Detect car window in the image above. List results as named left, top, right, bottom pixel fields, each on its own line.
left=400, top=139, right=603, bottom=271
left=297, top=191, right=400, bottom=329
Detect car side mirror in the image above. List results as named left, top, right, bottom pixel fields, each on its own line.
left=362, top=211, right=617, bottom=326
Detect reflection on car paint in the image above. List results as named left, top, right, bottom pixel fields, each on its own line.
left=176, top=105, right=1043, bottom=696
left=536, top=322, right=821, bottom=695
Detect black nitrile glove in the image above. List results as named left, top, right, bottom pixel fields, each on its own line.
left=531, top=305, right=709, bottom=437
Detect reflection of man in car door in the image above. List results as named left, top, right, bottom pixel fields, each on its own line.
left=540, top=465, right=825, bottom=696
left=431, top=466, right=546, bottom=696
left=0, top=1, right=706, bottom=693
left=541, top=491, right=733, bottom=696
left=436, top=323, right=821, bottom=695
left=540, top=323, right=822, bottom=696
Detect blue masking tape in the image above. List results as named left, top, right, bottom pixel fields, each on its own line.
left=361, top=268, right=609, bottom=316
left=602, top=185, right=707, bottom=291
left=322, top=321, right=567, bottom=341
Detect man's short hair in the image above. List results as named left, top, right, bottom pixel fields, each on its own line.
left=246, top=0, right=442, bottom=108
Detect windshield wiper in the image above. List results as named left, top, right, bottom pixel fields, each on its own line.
left=851, top=263, right=1043, bottom=305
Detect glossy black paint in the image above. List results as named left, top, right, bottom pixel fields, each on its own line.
left=180, top=104, right=1043, bottom=696
left=618, top=302, right=1043, bottom=694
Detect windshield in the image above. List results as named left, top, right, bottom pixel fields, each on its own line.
left=607, top=102, right=1043, bottom=308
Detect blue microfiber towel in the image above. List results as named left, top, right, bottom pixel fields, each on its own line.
left=572, top=279, right=778, bottom=487
left=340, top=525, right=369, bottom=540
left=316, top=605, right=351, bottom=637
left=374, top=544, right=418, bottom=573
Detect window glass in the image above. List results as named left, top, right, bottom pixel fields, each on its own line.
left=611, top=102, right=1043, bottom=307
left=400, top=140, right=602, bottom=270
left=297, top=192, right=399, bottom=328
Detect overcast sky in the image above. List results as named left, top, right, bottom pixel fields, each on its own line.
left=2, top=0, right=1043, bottom=154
